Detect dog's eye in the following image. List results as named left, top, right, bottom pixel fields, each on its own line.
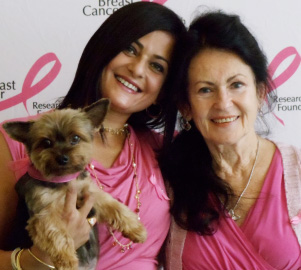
left=70, top=135, right=80, bottom=145
left=41, top=139, right=52, bottom=148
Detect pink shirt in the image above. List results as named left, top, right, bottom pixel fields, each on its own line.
left=1, top=121, right=170, bottom=270
left=182, top=148, right=301, bottom=269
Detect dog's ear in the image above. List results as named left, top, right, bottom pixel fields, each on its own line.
left=84, top=98, right=110, bottom=128
left=2, top=121, right=33, bottom=144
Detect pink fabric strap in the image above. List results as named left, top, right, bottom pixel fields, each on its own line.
left=27, top=163, right=80, bottom=183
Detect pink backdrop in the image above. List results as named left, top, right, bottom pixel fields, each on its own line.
left=1, top=0, right=301, bottom=146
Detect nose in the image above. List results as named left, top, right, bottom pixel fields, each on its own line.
left=56, top=155, right=69, bottom=165
left=128, top=57, right=146, bottom=78
left=213, top=89, right=232, bottom=110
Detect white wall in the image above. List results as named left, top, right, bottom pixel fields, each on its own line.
left=1, top=0, right=301, bottom=146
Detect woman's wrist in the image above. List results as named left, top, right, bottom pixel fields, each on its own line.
left=11, top=248, right=21, bottom=270
left=27, top=248, right=55, bottom=269
left=12, top=246, right=55, bottom=270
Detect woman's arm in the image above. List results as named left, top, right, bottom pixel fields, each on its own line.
left=0, top=132, right=95, bottom=269
left=0, top=131, right=19, bottom=269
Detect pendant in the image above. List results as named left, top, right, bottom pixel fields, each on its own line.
left=228, top=209, right=240, bottom=221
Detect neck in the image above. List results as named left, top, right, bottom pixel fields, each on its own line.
left=100, top=124, right=129, bottom=136
left=102, top=109, right=131, bottom=130
left=210, top=135, right=259, bottom=184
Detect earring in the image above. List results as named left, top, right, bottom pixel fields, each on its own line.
left=146, top=104, right=162, bottom=119
left=258, top=109, right=264, bottom=117
left=181, top=117, right=191, bottom=131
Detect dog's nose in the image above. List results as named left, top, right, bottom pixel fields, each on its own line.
left=56, top=155, right=69, bottom=165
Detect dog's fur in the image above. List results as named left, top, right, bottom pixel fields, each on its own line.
left=3, top=99, right=147, bottom=270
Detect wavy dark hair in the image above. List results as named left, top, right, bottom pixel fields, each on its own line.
left=59, top=2, right=186, bottom=131
left=160, top=11, right=275, bottom=234
left=162, top=123, right=231, bottom=234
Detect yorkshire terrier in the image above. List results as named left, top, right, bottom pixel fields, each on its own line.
left=3, top=99, right=147, bottom=270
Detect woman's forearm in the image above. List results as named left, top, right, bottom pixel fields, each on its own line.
left=0, top=250, right=12, bottom=270
left=1, top=246, right=72, bottom=270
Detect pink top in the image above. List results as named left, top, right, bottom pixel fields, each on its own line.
left=182, top=148, right=301, bottom=269
left=1, top=121, right=170, bottom=270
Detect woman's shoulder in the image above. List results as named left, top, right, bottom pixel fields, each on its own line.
left=272, top=140, right=301, bottom=162
left=270, top=140, right=301, bottom=188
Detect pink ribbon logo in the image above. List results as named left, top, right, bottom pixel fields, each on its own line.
left=141, top=0, right=168, bottom=5
left=149, top=174, right=170, bottom=200
left=268, top=46, right=301, bottom=125
left=291, top=210, right=301, bottom=225
left=0, top=52, right=61, bottom=113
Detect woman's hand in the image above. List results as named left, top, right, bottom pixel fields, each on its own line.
left=11, top=182, right=96, bottom=270
left=63, top=180, right=96, bottom=250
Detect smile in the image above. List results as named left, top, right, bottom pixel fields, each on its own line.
left=116, top=76, right=139, bottom=92
left=212, top=116, right=238, bottom=123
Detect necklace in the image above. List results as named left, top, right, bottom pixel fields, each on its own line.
left=228, top=138, right=260, bottom=221
left=100, top=123, right=129, bottom=136
left=88, top=131, right=142, bottom=253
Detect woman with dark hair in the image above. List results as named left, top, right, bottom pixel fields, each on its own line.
left=0, top=2, right=186, bottom=269
left=59, top=2, right=184, bottom=130
left=161, top=11, right=301, bottom=269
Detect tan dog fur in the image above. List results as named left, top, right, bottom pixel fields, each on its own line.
left=3, top=99, right=147, bottom=270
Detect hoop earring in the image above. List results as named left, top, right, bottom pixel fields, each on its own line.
left=146, top=104, right=162, bottom=119
left=181, top=117, right=191, bottom=131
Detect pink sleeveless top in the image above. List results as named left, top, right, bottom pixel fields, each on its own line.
left=1, top=121, right=170, bottom=270
left=182, top=148, right=301, bottom=269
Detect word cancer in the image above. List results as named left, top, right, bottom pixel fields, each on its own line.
left=83, top=0, right=134, bottom=16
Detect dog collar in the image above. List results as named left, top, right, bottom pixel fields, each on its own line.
left=27, top=163, right=81, bottom=183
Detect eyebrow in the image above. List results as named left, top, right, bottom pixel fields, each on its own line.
left=194, top=74, right=245, bottom=86
left=226, top=74, right=245, bottom=83
left=134, top=40, right=170, bottom=65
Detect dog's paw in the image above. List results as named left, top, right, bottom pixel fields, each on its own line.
left=52, top=254, right=78, bottom=270
left=121, top=218, right=147, bottom=243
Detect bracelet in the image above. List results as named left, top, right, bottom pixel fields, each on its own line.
left=11, top=247, right=21, bottom=270
left=27, top=248, right=56, bottom=269
left=16, top=248, right=24, bottom=270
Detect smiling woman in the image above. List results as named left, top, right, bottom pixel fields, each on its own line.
left=0, top=2, right=186, bottom=270
left=185, top=48, right=261, bottom=147
left=161, top=10, right=301, bottom=270
left=101, top=31, right=174, bottom=118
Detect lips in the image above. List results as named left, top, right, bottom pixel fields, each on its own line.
left=212, top=116, right=238, bottom=124
left=116, top=75, right=140, bottom=92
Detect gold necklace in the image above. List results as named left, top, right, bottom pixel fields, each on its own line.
left=100, top=123, right=129, bottom=136
left=89, top=131, right=142, bottom=253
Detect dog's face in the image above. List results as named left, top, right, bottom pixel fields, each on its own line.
left=3, top=99, right=109, bottom=179
left=25, top=109, right=96, bottom=178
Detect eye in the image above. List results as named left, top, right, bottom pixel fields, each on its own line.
left=198, top=87, right=212, bottom=94
left=70, top=135, right=80, bottom=145
left=150, top=62, right=165, bottom=73
left=231, top=82, right=244, bottom=89
left=41, top=139, right=52, bottom=149
left=123, top=44, right=137, bottom=56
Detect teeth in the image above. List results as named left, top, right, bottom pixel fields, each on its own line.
left=116, top=76, right=138, bottom=92
left=213, top=117, right=237, bottom=123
